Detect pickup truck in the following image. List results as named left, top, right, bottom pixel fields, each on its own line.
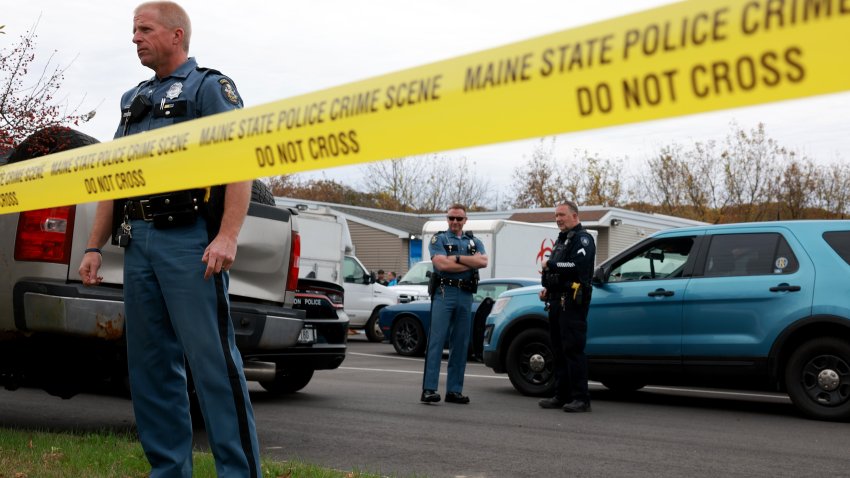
left=0, top=127, right=348, bottom=398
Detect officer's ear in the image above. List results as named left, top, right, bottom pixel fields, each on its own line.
left=172, top=27, right=186, bottom=50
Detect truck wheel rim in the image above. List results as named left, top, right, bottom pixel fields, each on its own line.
left=801, top=354, right=850, bottom=406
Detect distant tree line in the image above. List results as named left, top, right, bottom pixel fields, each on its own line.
left=266, top=122, right=849, bottom=222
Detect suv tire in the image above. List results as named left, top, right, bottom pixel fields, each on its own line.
left=506, top=328, right=556, bottom=397
left=785, top=337, right=850, bottom=421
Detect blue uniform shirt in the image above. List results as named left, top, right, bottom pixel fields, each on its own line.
left=429, top=231, right=486, bottom=281
left=115, top=57, right=242, bottom=138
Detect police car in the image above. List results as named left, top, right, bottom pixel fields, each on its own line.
left=484, top=220, right=850, bottom=421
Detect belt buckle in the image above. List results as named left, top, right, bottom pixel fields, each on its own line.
left=137, top=199, right=153, bottom=221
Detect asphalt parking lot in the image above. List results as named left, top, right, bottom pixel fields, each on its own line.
left=2, top=333, right=850, bottom=477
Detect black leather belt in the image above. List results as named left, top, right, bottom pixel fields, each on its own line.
left=439, top=277, right=471, bottom=289
left=125, top=190, right=204, bottom=222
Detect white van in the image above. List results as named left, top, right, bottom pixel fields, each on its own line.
left=278, top=201, right=428, bottom=341
left=342, top=254, right=428, bottom=341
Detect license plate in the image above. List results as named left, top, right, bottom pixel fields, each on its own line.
left=297, top=327, right=316, bottom=344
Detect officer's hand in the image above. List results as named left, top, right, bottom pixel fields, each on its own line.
left=203, top=233, right=237, bottom=280
left=539, top=288, right=548, bottom=301
left=79, top=252, right=103, bottom=286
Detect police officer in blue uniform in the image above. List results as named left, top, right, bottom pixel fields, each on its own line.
left=79, top=2, right=260, bottom=476
left=538, top=200, right=596, bottom=413
left=421, top=204, right=488, bottom=404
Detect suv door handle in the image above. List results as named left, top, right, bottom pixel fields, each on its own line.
left=648, top=288, right=675, bottom=297
left=769, top=284, right=801, bottom=292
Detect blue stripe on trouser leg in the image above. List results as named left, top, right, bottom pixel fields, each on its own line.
left=124, top=217, right=260, bottom=478
left=422, top=286, right=473, bottom=393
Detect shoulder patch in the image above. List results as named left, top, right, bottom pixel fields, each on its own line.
left=580, top=236, right=590, bottom=246
left=431, top=235, right=438, bottom=245
left=219, top=78, right=240, bottom=105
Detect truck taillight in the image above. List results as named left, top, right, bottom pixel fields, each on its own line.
left=14, top=206, right=77, bottom=264
left=287, top=232, right=300, bottom=291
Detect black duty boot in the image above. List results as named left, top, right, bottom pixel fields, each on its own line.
left=562, top=400, right=592, bottom=413
left=445, top=392, right=470, bottom=404
left=420, top=390, right=441, bottom=403
left=538, top=397, right=567, bottom=409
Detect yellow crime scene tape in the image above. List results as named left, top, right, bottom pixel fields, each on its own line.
left=1, top=0, right=849, bottom=214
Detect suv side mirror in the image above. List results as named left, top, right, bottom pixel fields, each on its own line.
left=368, top=271, right=376, bottom=284
left=592, top=266, right=606, bottom=285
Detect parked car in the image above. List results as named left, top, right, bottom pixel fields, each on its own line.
left=483, top=220, right=850, bottom=421
left=379, top=278, right=538, bottom=356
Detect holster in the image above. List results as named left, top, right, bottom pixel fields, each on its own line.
left=428, top=271, right=441, bottom=297
left=465, top=269, right=479, bottom=293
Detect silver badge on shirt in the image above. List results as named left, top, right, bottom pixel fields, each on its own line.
left=165, top=82, right=183, bottom=100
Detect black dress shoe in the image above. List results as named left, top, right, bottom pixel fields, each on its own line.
left=562, top=400, right=592, bottom=413
left=420, top=390, right=441, bottom=403
left=538, top=397, right=567, bottom=409
left=445, top=392, right=470, bottom=404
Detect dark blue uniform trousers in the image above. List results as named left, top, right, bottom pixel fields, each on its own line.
left=547, top=296, right=590, bottom=403
left=124, top=217, right=260, bottom=478
left=423, top=285, right=473, bottom=393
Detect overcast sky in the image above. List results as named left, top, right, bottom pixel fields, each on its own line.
left=5, top=1, right=849, bottom=197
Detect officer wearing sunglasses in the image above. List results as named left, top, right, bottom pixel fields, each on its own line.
left=421, top=203, right=488, bottom=404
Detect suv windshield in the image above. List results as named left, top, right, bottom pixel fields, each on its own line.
left=398, top=262, right=433, bottom=285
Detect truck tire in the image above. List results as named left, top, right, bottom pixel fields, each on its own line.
left=391, top=315, right=426, bottom=357
left=8, top=126, right=99, bottom=163
left=505, top=328, right=556, bottom=397
left=259, top=368, right=314, bottom=395
left=365, top=309, right=384, bottom=342
left=250, top=180, right=275, bottom=205
left=785, top=337, right=850, bottom=421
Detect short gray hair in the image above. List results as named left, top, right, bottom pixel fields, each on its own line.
left=135, top=1, right=192, bottom=51
left=558, top=200, right=579, bottom=214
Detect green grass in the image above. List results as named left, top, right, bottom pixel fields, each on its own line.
left=0, top=428, right=388, bottom=478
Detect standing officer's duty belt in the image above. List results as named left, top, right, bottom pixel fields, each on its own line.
left=125, top=189, right=205, bottom=228
left=438, top=277, right=476, bottom=292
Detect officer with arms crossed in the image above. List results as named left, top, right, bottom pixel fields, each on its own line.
left=538, top=200, right=596, bottom=413
left=421, top=204, right=488, bottom=404
left=78, top=2, right=260, bottom=476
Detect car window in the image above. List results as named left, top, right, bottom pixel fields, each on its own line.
left=343, top=257, right=368, bottom=284
left=823, top=231, right=850, bottom=266
left=704, top=233, right=799, bottom=277
left=608, top=237, right=694, bottom=282
left=398, top=262, right=432, bottom=285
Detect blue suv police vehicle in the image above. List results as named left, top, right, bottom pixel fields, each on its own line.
left=483, top=220, right=850, bottom=421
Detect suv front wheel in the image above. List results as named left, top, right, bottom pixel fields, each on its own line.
left=506, top=328, right=556, bottom=397
left=785, top=337, right=850, bottom=421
